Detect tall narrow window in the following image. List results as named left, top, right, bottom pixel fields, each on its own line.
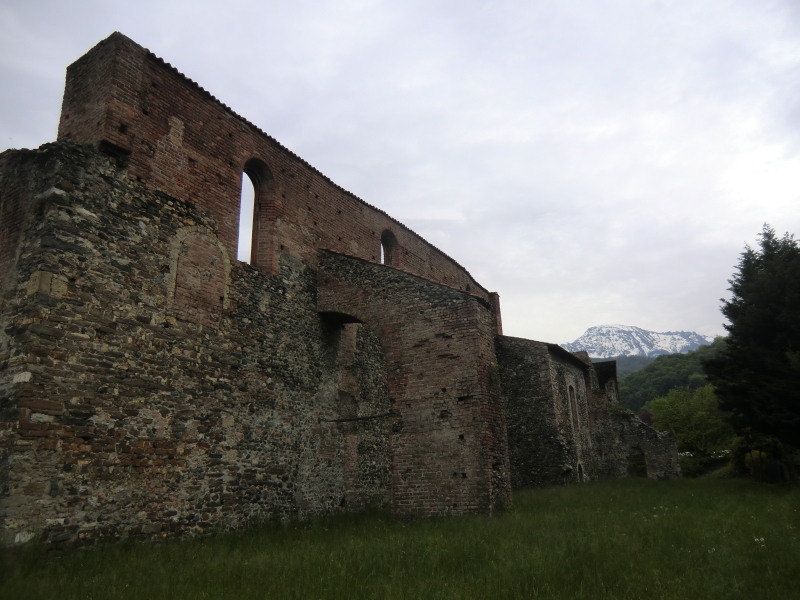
left=237, top=172, right=256, bottom=263
left=238, top=158, right=273, bottom=268
left=569, top=385, right=579, bottom=430
left=380, top=230, right=398, bottom=266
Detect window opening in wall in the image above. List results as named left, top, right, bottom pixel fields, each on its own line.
left=569, top=385, right=579, bottom=430
left=237, top=172, right=256, bottom=263
left=577, top=463, right=584, bottom=482
left=628, top=447, right=648, bottom=478
left=238, top=158, right=274, bottom=269
left=380, top=230, right=398, bottom=266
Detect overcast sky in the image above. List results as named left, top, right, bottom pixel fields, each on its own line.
left=2, top=0, right=799, bottom=344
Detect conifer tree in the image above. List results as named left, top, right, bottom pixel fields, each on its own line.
left=703, top=225, right=800, bottom=447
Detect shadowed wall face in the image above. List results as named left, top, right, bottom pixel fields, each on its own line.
left=496, top=337, right=592, bottom=488
left=0, top=144, right=397, bottom=546
left=0, top=31, right=682, bottom=548
left=497, top=336, right=680, bottom=488
left=0, top=142, right=511, bottom=547
left=317, top=251, right=511, bottom=515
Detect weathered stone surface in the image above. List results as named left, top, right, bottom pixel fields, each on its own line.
left=0, top=141, right=509, bottom=546
left=497, top=337, right=680, bottom=487
left=0, top=32, right=678, bottom=548
left=497, top=337, right=592, bottom=487
left=590, top=412, right=682, bottom=481
left=0, top=144, right=381, bottom=545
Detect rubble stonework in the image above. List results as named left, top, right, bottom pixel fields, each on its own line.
left=496, top=338, right=679, bottom=490
left=496, top=337, right=592, bottom=488
left=0, top=33, right=678, bottom=547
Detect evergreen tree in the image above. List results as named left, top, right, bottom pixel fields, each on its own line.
left=703, top=225, right=800, bottom=447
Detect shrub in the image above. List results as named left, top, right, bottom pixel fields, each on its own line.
left=650, top=385, right=737, bottom=476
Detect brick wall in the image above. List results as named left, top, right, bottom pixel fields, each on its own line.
left=317, top=251, right=511, bottom=515
left=0, top=142, right=509, bottom=546
left=56, top=33, right=491, bottom=303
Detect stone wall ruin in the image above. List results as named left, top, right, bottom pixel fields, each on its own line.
left=0, top=33, right=678, bottom=547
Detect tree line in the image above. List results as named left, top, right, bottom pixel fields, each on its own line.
left=618, top=340, right=724, bottom=412
left=619, top=226, right=800, bottom=479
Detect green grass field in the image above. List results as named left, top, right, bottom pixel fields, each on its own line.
left=2, top=478, right=798, bottom=599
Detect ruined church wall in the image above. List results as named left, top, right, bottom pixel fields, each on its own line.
left=548, top=352, right=593, bottom=481
left=497, top=333, right=680, bottom=486
left=590, top=413, right=681, bottom=480
left=0, top=143, right=392, bottom=546
left=576, top=359, right=681, bottom=481
left=0, top=31, right=684, bottom=548
left=317, top=251, right=511, bottom=515
left=496, top=336, right=594, bottom=488
left=56, top=33, right=489, bottom=300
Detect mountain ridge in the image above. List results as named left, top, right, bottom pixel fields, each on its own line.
left=562, top=325, right=715, bottom=359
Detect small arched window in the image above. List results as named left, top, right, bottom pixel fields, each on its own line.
left=238, top=158, right=273, bottom=266
left=380, top=230, right=398, bottom=266
left=569, top=385, right=579, bottom=430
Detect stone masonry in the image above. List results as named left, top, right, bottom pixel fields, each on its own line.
left=0, top=33, right=678, bottom=547
left=496, top=337, right=680, bottom=489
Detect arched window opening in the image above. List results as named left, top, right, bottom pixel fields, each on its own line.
left=238, top=158, right=273, bottom=267
left=380, top=230, right=398, bottom=266
left=569, top=385, right=579, bottom=430
left=577, top=463, right=584, bottom=482
left=627, top=447, right=648, bottom=477
left=237, top=173, right=256, bottom=263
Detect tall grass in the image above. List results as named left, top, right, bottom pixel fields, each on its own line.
left=2, top=478, right=798, bottom=599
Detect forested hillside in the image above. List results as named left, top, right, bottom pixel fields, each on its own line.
left=618, top=338, right=724, bottom=411
left=593, top=355, right=655, bottom=378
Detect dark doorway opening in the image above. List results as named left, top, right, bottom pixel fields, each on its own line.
left=627, top=447, right=648, bottom=478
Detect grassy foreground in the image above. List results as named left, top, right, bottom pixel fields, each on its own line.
left=2, top=478, right=799, bottom=599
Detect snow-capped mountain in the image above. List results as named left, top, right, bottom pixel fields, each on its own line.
left=561, top=325, right=715, bottom=359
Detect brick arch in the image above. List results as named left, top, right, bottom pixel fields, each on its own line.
left=240, top=157, right=279, bottom=273
left=167, top=226, right=231, bottom=327
left=380, top=229, right=398, bottom=266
